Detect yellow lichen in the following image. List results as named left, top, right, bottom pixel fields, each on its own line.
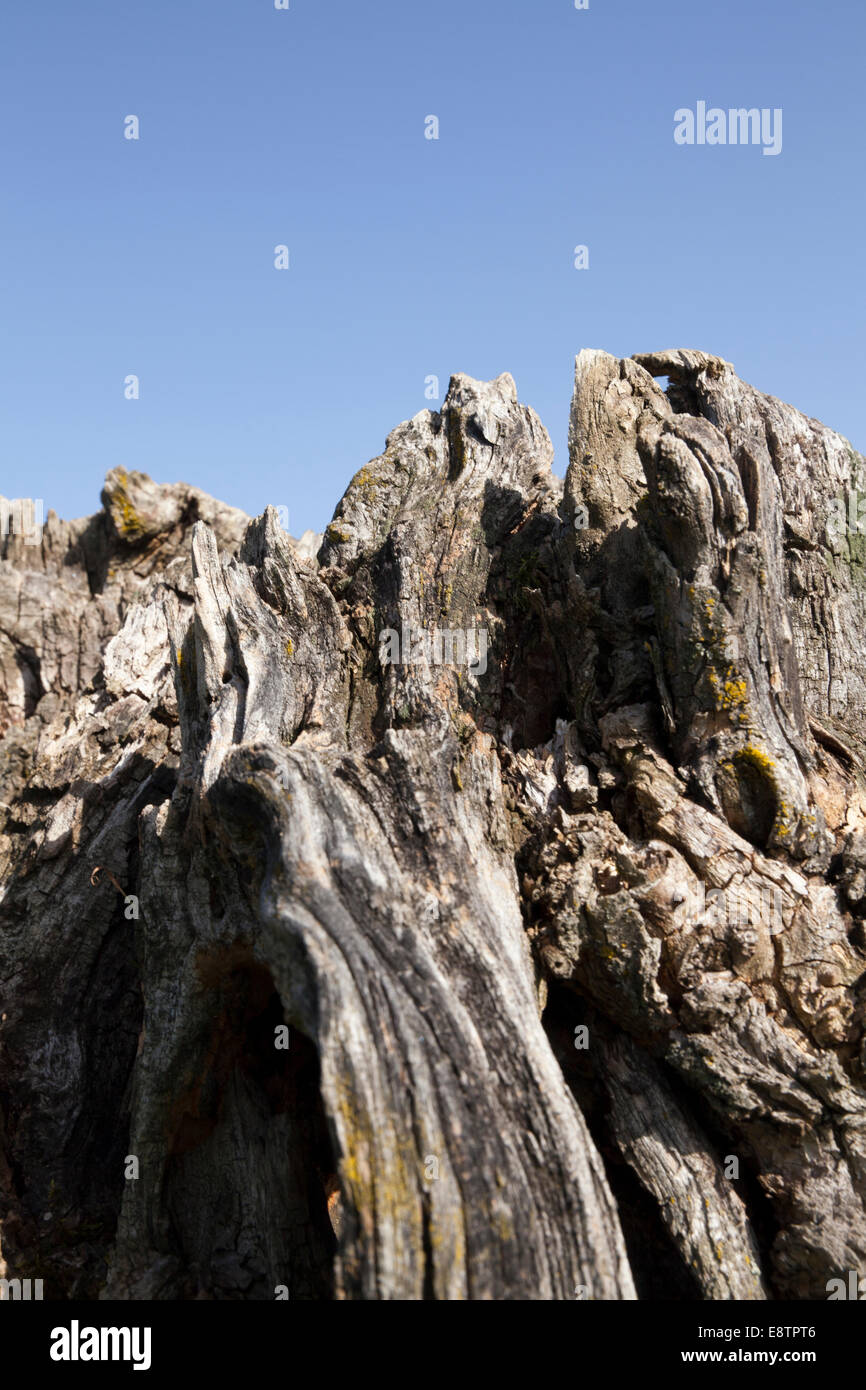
left=707, top=668, right=749, bottom=714
left=350, top=465, right=382, bottom=503
left=693, top=590, right=751, bottom=726
left=115, top=496, right=144, bottom=536
left=735, top=744, right=776, bottom=774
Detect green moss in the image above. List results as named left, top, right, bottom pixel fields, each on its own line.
left=849, top=531, right=866, bottom=569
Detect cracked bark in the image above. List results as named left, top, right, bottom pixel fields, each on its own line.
left=1, top=353, right=865, bottom=1299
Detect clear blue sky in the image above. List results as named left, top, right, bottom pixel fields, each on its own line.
left=1, top=0, right=863, bottom=536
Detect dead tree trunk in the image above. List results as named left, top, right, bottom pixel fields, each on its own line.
left=2, top=352, right=865, bottom=1299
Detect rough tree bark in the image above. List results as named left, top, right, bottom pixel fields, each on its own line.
left=1, top=351, right=865, bottom=1300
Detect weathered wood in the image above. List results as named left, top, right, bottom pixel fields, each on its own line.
left=1, top=354, right=865, bottom=1299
